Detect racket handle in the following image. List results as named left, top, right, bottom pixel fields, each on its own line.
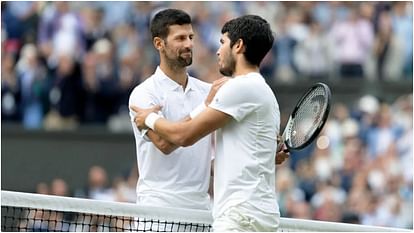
left=277, top=143, right=283, bottom=152
left=277, top=130, right=287, bottom=152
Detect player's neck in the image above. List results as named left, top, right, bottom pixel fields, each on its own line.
left=233, top=60, right=259, bottom=77
left=159, top=62, right=188, bottom=89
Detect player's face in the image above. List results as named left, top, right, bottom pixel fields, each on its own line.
left=162, top=24, right=194, bottom=68
left=217, top=33, right=236, bottom=76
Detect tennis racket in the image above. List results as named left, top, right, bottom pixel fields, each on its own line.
left=277, top=82, right=331, bottom=152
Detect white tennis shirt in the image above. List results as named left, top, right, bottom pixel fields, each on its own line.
left=129, top=67, right=213, bottom=210
left=209, top=72, right=280, bottom=218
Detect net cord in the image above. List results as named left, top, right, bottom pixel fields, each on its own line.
left=1, top=190, right=213, bottom=225
left=1, top=190, right=409, bottom=232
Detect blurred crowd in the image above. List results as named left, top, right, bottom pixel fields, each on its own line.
left=1, top=1, right=413, bottom=130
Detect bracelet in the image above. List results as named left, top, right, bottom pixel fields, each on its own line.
left=190, top=103, right=207, bottom=119
left=145, top=112, right=162, bottom=130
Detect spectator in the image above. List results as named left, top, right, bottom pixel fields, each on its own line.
left=1, top=2, right=39, bottom=53
left=371, top=10, right=406, bottom=80
left=43, top=51, right=83, bottom=130
left=16, top=43, right=47, bottom=129
left=37, top=2, right=84, bottom=68
left=391, top=2, right=413, bottom=78
left=329, top=5, right=374, bottom=78
left=294, top=19, right=332, bottom=79
left=1, top=52, right=20, bottom=122
left=75, top=165, right=114, bottom=201
left=50, top=178, right=69, bottom=196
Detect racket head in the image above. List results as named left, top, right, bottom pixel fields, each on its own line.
left=284, top=82, right=331, bottom=150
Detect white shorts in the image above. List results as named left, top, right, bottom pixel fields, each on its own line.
left=212, top=203, right=280, bottom=232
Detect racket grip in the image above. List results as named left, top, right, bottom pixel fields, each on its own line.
left=276, top=142, right=284, bottom=152
left=277, top=130, right=287, bottom=152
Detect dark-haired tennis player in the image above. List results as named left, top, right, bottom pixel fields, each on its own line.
left=132, top=15, right=281, bottom=231
left=129, top=9, right=215, bottom=213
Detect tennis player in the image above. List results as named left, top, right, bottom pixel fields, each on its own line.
left=132, top=15, right=281, bottom=231
left=128, top=9, right=215, bottom=212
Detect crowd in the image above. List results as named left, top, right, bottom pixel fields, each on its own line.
left=1, top=1, right=413, bottom=130
left=3, top=1, right=412, bottom=230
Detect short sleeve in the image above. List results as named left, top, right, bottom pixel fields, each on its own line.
left=209, top=79, right=258, bottom=122
left=129, top=85, right=159, bottom=141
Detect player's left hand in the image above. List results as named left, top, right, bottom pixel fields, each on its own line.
left=131, top=105, right=162, bottom=129
left=276, top=135, right=289, bottom=165
left=276, top=150, right=289, bottom=165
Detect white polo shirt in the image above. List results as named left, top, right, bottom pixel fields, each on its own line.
left=209, top=72, right=280, bottom=218
left=129, top=67, right=213, bottom=210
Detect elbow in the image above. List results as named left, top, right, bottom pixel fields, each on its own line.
left=175, top=134, right=196, bottom=147
left=157, top=142, right=176, bottom=155
left=159, top=147, right=174, bottom=155
left=181, top=138, right=196, bottom=147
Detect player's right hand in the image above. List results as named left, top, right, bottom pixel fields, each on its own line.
left=130, top=105, right=162, bottom=129
left=205, top=77, right=230, bottom=105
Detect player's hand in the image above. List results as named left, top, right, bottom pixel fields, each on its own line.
left=276, top=150, right=289, bottom=165
left=205, top=77, right=230, bottom=105
left=130, top=105, right=162, bottom=129
left=276, top=135, right=289, bottom=165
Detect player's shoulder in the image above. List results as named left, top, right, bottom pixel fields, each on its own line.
left=222, top=74, right=269, bottom=96
left=129, top=75, right=156, bottom=99
left=236, top=73, right=268, bottom=89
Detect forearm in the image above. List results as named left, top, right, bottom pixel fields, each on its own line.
left=150, top=111, right=220, bottom=147
left=139, top=107, right=229, bottom=148
left=153, top=118, right=196, bottom=147
left=147, top=116, right=192, bottom=154
left=146, top=129, right=179, bottom=155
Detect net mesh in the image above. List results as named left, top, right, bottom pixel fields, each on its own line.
left=1, top=191, right=408, bottom=232
left=1, top=206, right=209, bottom=232
left=287, top=85, right=329, bottom=149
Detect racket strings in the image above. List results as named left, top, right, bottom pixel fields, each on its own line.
left=289, top=87, right=328, bottom=148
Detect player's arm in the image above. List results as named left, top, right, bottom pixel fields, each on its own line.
left=133, top=121, right=181, bottom=155
left=132, top=105, right=231, bottom=147
left=144, top=116, right=191, bottom=155
left=145, top=130, right=178, bottom=155
left=129, top=87, right=184, bottom=155
left=132, top=77, right=230, bottom=148
left=136, top=77, right=224, bottom=154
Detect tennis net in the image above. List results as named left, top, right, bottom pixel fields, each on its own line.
left=1, top=191, right=409, bottom=232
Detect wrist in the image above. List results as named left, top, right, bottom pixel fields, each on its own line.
left=190, top=103, right=207, bottom=119
left=145, top=112, right=161, bottom=130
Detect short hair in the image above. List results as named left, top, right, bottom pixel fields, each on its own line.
left=221, top=15, right=274, bottom=66
left=150, top=9, right=192, bottom=39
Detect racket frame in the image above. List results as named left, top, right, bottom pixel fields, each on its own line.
left=278, top=82, right=331, bottom=151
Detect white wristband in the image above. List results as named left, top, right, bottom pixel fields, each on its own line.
left=145, top=112, right=161, bottom=130
left=190, top=103, right=207, bottom=119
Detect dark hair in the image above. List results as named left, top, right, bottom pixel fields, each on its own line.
left=221, top=15, right=274, bottom=66
left=150, top=9, right=192, bottom=39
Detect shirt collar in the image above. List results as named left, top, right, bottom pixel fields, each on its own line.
left=155, top=66, right=195, bottom=92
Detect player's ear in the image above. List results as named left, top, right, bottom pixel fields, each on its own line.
left=234, top=39, right=245, bottom=54
left=153, top=37, right=164, bottom=50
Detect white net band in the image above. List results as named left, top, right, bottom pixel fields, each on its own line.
left=1, top=191, right=409, bottom=232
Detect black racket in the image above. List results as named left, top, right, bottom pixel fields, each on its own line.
left=277, top=82, right=331, bottom=152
